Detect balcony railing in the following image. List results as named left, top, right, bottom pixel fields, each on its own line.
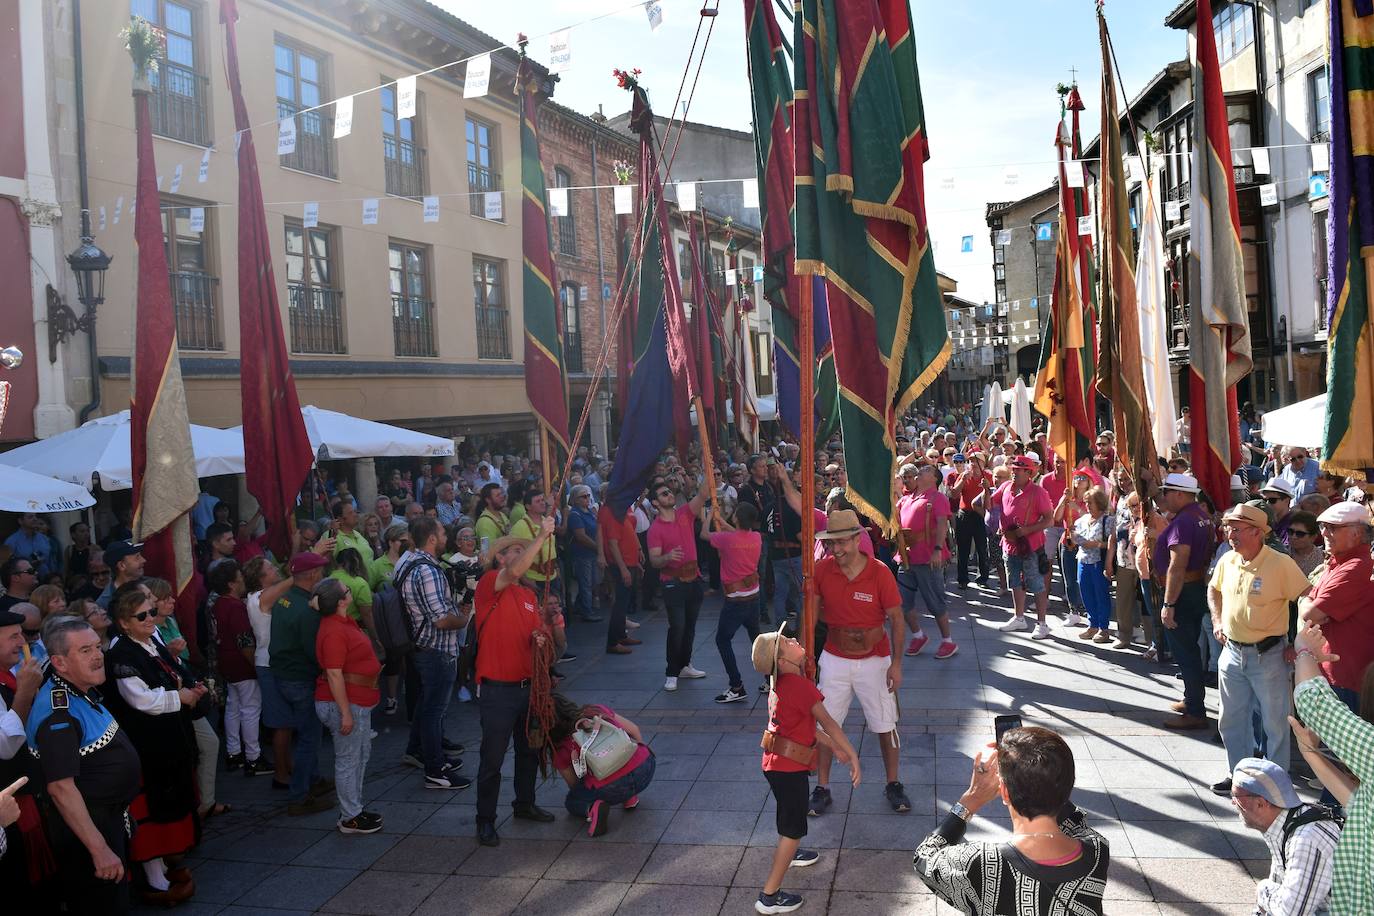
left=288, top=283, right=346, bottom=354
left=172, top=271, right=222, bottom=351
left=476, top=304, right=512, bottom=359
left=1167, top=180, right=1191, bottom=202
left=468, top=163, right=502, bottom=217
left=149, top=61, right=211, bottom=147
left=277, top=102, right=336, bottom=178
left=384, top=137, right=427, bottom=198
left=392, top=294, right=437, bottom=357
left=1317, top=278, right=1330, bottom=332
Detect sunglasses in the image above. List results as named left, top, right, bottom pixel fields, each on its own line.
left=128, top=610, right=152, bottom=622
left=1289, top=529, right=1314, bottom=537
left=1264, top=497, right=1284, bottom=504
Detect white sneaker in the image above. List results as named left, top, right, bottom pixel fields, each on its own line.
left=1064, top=612, right=1085, bottom=627
left=679, top=665, right=707, bottom=679
left=1133, top=626, right=1145, bottom=641
left=999, top=616, right=1030, bottom=633
left=1031, top=623, right=1052, bottom=640
left=626, top=619, right=642, bottom=630
left=664, top=676, right=679, bottom=691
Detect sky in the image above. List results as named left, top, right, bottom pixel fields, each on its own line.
left=439, top=0, right=1186, bottom=303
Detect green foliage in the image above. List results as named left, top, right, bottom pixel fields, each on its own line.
left=122, top=17, right=164, bottom=80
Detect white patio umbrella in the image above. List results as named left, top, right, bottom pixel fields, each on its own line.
left=1009, top=377, right=1033, bottom=439
left=0, top=410, right=245, bottom=491
left=1260, top=393, right=1325, bottom=450
left=986, top=381, right=1005, bottom=426
left=290, top=406, right=455, bottom=460
left=0, top=466, right=96, bottom=513
left=980, top=385, right=993, bottom=425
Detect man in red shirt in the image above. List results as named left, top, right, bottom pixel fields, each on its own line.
left=809, top=509, right=912, bottom=816
left=472, top=514, right=557, bottom=848
left=948, top=453, right=993, bottom=589
left=598, top=503, right=643, bottom=655
left=1302, top=502, right=1374, bottom=712
left=895, top=465, right=958, bottom=660
left=996, top=457, right=1054, bottom=638
left=647, top=482, right=710, bottom=692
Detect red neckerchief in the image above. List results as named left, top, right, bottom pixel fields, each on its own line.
left=0, top=668, right=16, bottom=692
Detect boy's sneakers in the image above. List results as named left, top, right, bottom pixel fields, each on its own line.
left=807, top=785, right=832, bottom=817
left=715, top=686, right=749, bottom=704
left=934, top=639, right=958, bottom=660
left=338, top=812, right=383, bottom=835
left=384, top=698, right=398, bottom=715
left=424, top=765, right=471, bottom=790
left=663, top=676, right=679, bottom=692
left=587, top=799, right=610, bottom=837
left=756, top=890, right=804, bottom=914
left=790, top=849, right=819, bottom=868
left=759, top=682, right=770, bottom=694
left=679, top=665, right=707, bottom=679
left=1031, top=623, right=1052, bottom=640
left=904, top=633, right=929, bottom=656
left=999, top=616, right=1030, bottom=633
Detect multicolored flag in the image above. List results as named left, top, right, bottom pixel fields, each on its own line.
left=518, top=56, right=571, bottom=453
left=687, top=218, right=719, bottom=438
left=130, top=75, right=197, bottom=609
left=1323, top=0, right=1374, bottom=476
left=221, top=0, right=314, bottom=556
left=1188, top=0, right=1253, bottom=507
left=1095, top=13, right=1156, bottom=480
left=792, top=0, right=949, bottom=533
left=1034, top=210, right=1086, bottom=476
left=1135, top=178, right=1178, bottom=457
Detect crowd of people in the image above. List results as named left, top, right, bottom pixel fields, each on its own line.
left=0, top=401, right=1372, bottom=914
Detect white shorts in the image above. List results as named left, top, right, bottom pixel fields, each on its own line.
left=818, top=650, right=899, bottom=734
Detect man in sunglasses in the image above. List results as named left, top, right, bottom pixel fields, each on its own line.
left=0, top=558, right=38, bottom=613
left=1276, top=447, right=1320, bottom=501
left=1258, top=479, right=1296, bottom=544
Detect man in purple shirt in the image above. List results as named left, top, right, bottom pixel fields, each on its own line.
left=1154, top=473, right=1217, bottom=729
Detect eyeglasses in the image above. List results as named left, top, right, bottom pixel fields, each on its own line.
left=1289, top=529, right=1314, bottom=537
left=1265, top=497, right=1284, bottom=505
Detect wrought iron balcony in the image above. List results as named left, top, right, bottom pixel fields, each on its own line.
left=476, top=303, right=511, bottom=360
left=468, top=163, right=502, bottom=217
left=392, top=294, right=437, bottom=357
left=149, top=61, right=211, bottom=147
left=277, top=102, right=336, bottom=178
left=287, top=283, right=346, bottom=354
left=384, top=137, right=427, bottom=198
left=171, top=270, right=222, bottom=351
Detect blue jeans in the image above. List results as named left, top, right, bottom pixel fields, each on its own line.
left=771, top=554, right=802, bottom=624
left=276, top=677, right=322, bottom=803
left=316, top=700, right=375, bottom=819
left=1219, top=640, right=1293, bottom=772
left=1077, top=560, right=1110, bottom=629
left=1059, top=543, right=1083, bottom=612
left=896, top=564, right=948, bottom=620
left=564, top=751, right=657, bottom=818
left=406, top=648, right=458, bottom=774
left=1004, top=552, right=1045, bottom=594
left=573, top=555, right=599, bottom=619
left=716, top=596, right=762, bottom=689
left=1163, top=582, right=1208, bottom=717
left=1202, top=619, right=1224, bottom=673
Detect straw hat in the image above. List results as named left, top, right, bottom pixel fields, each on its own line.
left=1222, top=503, right=1271, bottom=534
left=815, top=508, right=863, bottom=540
left=751, top=619, right=790, bottom=678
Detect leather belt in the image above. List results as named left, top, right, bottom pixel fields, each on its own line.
left=1228, top=634, right=1284, bottom=652
left=761, top=730, right=817, bottom=767
left=343, top=672, right=379, bottom=689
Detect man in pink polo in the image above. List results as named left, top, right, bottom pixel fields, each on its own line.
left=994, top=456, right=1054, bottom=639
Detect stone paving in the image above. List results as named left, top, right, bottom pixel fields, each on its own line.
left=140, top=581, right=1303, bottom=915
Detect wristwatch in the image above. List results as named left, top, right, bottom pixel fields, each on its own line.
left=950, top=801, right=973, bottom=822
left=1162, top=602, right=1177, bottom=609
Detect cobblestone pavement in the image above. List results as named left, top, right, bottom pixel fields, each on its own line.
left=140, top=581, right=1296, bottom=915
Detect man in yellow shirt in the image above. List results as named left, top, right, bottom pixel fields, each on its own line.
left=1208, top=503, right=1311, bottom=791
left=508, top=488, right=559, bottom=589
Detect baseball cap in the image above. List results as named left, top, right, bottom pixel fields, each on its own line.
left=1232, top=757, right=1301, bottom=808
left=103, top=539, right=145, bottom=567
left=952, top=453, right=967, bottom=463
left=1011, top=456, right=1037, bottom=471
left=288, top=552, right=330, bottom=574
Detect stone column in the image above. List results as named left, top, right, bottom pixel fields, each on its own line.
left=354, top=457, right=378, bottom=508
left=590, top=391, right=610, bottom=457
left=236, top=476, right=261, bottom=535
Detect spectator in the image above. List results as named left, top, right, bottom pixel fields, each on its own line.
left=472, top=515, right=558, bottom=847
left=995, top=457, right=1054, bottom=638
left=103, top=588, right=202, bottom=905
left=29, top=583, right=66, bottom=620
left=98, top=540, right=146, bottom=610
left=1177, top=406, right=1191, bottom=455
left=895, top=465, right=958, bottom=659
left=243, top=556, right=298, bottom=787
left=647, top=479, right=711, bottom=691
left=1209, top=503, right=1311, bottom=792
left=1052, top=471, right=1093, bottom=628
left=434, top=480, right=463, bottom=527
left=913, top=726, right=1109, bottom=915
left=63, top=520, right=94, bottom=585
left=311, top=577, right=383, bottom=835
left=950, top=453, right=993, bottom=589
left=567, top=485, right=603, bottom=624
left=80, top=598, right=112, bottom=647
left=1071, top=487, right=1113, bottom=644
left=203, top=522, right=237, bottom=570
left=1228, top=756, right=1340, bottom=916
left=598, top=496, right=642, bottom=655
left=0, top=558, right=37, bottom=613
left=442, top=526, right=483, bottom=703
left=269, top=553, right=335, bottom=815
left=1292, top=623, right=1373, bottom=915
left=398, top=517, right=471, bottom=789
left=1301, top=502, right=1374, bottom=713
left=474, top=483, right=510, bottom=547
left=9, top=603, right=45, bottom=670
left=371, top=522, right=411, bottom=592
left=3, top=514, right=53, bottom=579
left=375, top=495, right=396, bottom=531
left=208, top=560, right=265, bottom=776
left=331, top=502, right=373, bottom=572
left=1154, top=473, right=1216, bottom=730
left=1106, top=488, right=1141, bottom=650
left=548, top=694, right=655, bottom=837
left=359, top=513, right=383, bottom=558
left=25, top=615, right=142, bottom=913
left=0, top=606, right=42, bottom=899
left=1260, top=478, right=1297, bottom=543
left=1285, top=511, right=1325, bottom=578
left=70, top=555, right=111, bottom=602
left=509, top=487, right=561, bottom=607
left=709, top=502, right=764, bottom=703
left=330, top=547, right=376, bottom=635
left=1278, top=447, right=1321, bottom=501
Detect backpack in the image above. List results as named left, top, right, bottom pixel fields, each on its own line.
left=1279, top=803, right=1344, bottom=869
left=372, top=557, right=429, bottom=655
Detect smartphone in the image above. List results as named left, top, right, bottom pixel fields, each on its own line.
left=994, top=714, right=1023, bottom=744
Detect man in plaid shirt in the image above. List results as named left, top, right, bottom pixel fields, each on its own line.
left=1229, top=757, right=1339, bottom=915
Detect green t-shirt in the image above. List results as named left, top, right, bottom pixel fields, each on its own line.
left=334, top=528, right=375, bottom=566
left=369, top=555, right=397, bottom=591
left=157, top=616, right=190, bottom=662
left=329, top=568, right=374, bottom=623
left=474, top=510, right=509, bottom=549
left=268, top=585, right=320, bottom=681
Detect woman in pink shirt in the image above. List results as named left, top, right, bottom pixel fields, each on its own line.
left=709, top=503, right=765, bottom=704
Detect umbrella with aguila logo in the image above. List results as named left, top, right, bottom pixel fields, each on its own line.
left=0, top=465, right=96, bottom=513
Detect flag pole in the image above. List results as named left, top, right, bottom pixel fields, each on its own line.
left=694, top=396, right=724, bottom=530
left=798, top=276, right=816, bottom=663
left=540, top=423, right=553, bottom=497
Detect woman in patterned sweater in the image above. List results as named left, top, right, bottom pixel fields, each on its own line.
left=913, top=726, right=1109, bottom=915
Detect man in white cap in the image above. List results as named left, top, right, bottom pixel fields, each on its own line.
left=1228, top=756, right=1340, bottom=915
left=1208, top=503, right=1311, bottom=792
left=1259, top=478, right=1297, bottom=543
left=1154, top=472, right=1216, bottom=730
left=1300, top=501, right=1374, bottom=713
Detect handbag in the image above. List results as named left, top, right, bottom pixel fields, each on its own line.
left=571, top=715, right=638, bottom=781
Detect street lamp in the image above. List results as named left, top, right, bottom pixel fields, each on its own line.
left=50, top=211, right=112, bottom=362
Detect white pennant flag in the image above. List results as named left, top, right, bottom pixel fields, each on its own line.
left=98, top=206, right=106, bottom=231
left=278, top=117, right=297, bottom=155
left=996, top=229, right=1012, bottom=247
left=423, top=195, right=439, bottom=223
left=1259, top=183, right=1279, bottom=207
left=646, top=1, right=664, bottom=30
left=678, top=181, right=697, bottom=212
left=614, top=184, right=633, bottom=215
left=742, top=179, right=759, bottom=209
left=1165, top=200, right=1182, bottom=222
left=198, top=147, right=211, bottom=183
left=549, top=29, right=572, bottom=73
left=464, top=54, right=491, bottom=99
left=1311, top=143, right=1330, bottom=173
left=113, top=197, right=123, bottom=224
left=548, top=187, right=568, bottom=217
left=170, top=164, right=182, bottom=194
left=1066, top=162, right=1084, bottom=188
left=156, top=175, right=163, bottom=190
left=234, top=130, right=243, bottom=154
left=1077, top=215, right=1093, bottom=237
left=725, top=269, right=736, bottom=287
left=397, top=75, right=417, bottom=119
left=1251, top=147, right=1270, bottom=175
left=362, top=198, right=379, bottom=225
left=189, top=207, right=205, bottom=233
left=484, top=191, right=503, bottom=221
left=334, top=95, right=354, bottom=139
left=303, top=202, right=319, bottom=229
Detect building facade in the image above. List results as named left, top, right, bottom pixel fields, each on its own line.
left=985, top=185, right=1056, bottom=382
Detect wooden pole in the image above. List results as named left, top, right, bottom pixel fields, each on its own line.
left=693, top=395, right=725, bottom=530
left=798, top=276, right=817, bottom=662
left=540, top=423, right=554, bottom=497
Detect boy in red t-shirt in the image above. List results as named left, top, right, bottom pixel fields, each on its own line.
left=750, top=625, right=860, bottom=914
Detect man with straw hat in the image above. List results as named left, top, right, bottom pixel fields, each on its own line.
left=807, top=508, right=911, bottom=817
left=750, top=623, right=859, bottom=915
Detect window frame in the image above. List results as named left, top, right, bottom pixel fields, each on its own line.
left=381, top=77, right=427, bottom=198
left=1308, top=66, right=1331, bottom=142
left=554, top=167, right=576, bottom=255
left=389, top=240, right=437, bottom=358
left=160, top=197, right=222, bottom=351
left=274, top=39, right=336, bottom=178
left=284, top=220, right=346, bottom=354
left=561, top=281, right=583, bottom=372
left=473, top=256, right=512, bottom=360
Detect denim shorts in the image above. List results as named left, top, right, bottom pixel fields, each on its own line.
left=257, top=665, right=292, bottom=730
left=1004, top=552, right=1045, bottom=594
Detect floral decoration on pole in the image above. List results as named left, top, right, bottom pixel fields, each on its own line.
left=122, top=17, right=165, bottom=91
